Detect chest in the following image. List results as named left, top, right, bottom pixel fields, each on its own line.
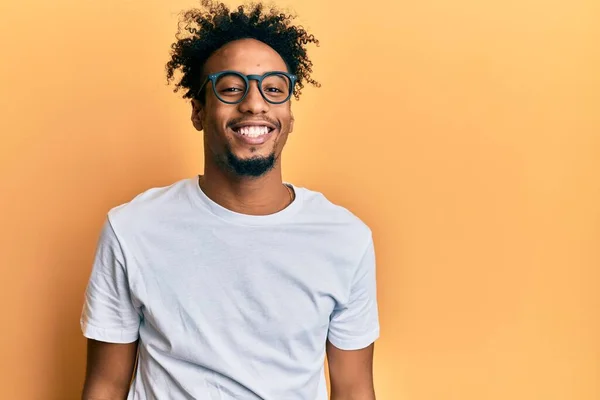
left=128, top=225, right=353, bottom=344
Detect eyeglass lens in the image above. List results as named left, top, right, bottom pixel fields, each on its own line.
left=213, top=73, right=292, bottom=104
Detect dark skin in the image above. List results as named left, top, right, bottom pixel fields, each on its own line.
left=192, top=38, right=296, bottom=216
left=82, top=38, right=375, bottom=400
left=327, top=340, right=377, bottom=400
left=82, top=340, right=138, bottom=399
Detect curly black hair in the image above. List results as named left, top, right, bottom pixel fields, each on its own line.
left=165, top=0, right=320, bottom=103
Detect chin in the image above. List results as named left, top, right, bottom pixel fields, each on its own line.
left=226, top=150, right=277, bottom=177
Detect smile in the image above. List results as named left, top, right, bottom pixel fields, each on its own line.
left=235, top=125, right=274, bottom=138
left=230, top=125, right=276, bottom=145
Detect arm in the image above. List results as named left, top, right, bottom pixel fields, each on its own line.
left=326, top=235, right=380, bottom=399
left=80, top=218, right=142, bottom=399
left=327, top=340, right=376, bottom=400
left=82, top=339, right=139, bottom=400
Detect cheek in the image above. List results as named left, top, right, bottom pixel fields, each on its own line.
left=277, top=109, right=294, bottom=132
left=203, top=106, right=231, bottom=138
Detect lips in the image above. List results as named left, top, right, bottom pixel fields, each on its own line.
left=229, top=125, right=275, bottom=145
left=236, top=125, right=272, bottom=138
left=231, top=119, right=276, bottom=129
left=229, top=120, right=278, bottom=145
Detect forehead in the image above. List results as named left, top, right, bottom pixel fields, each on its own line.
left=203, top=38, right=288, bottom=75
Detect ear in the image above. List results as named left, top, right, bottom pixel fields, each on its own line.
left=191, top=99, right=204, bottom=131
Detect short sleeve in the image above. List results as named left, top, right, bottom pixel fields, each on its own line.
left=80, top=217, right=141, bottom=343
left=328, top=237, right=380, bottom=350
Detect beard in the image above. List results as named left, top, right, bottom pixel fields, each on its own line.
left=221, top=146, right=277, bottom=177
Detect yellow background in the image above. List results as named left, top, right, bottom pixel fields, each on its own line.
left=1, top=0, right=598, bottom=399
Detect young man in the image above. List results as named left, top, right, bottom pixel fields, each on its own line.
left=80, top=1, right=380, bottom=399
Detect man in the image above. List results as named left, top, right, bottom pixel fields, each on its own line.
left=80, top=1, right=380, bottom=399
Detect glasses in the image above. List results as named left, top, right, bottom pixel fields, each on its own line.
left=197, top=70, right=297, bottom=105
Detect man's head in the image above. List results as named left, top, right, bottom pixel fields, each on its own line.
left=166, top=1, right=319, bottom=178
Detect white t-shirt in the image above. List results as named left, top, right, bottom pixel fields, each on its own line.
left=81, top=176, right=380, bottom=400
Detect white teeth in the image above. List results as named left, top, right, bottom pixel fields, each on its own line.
left=237, top=126, right=270, bottom=137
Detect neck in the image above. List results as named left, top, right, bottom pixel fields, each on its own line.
left=200, top=162, right=292, bottom=216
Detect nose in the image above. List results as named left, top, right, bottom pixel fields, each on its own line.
left=237, top=80, right=269, bottom=114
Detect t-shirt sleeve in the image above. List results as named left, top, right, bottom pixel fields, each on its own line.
left=80, top=217, right=141, bottom=343
left=327, top=237, right=380, bottom=350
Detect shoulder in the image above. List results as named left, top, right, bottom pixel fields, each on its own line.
left=107, top=176, right=195, bottom=231
left=295, top=185, right=373, bottom=246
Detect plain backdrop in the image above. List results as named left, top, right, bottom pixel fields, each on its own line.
left=0, top=0, right=598, bottom=399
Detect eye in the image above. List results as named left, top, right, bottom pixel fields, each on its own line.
left=222, top=87, right=244, bottom=93
left=264, top=87, right=284, bottom=93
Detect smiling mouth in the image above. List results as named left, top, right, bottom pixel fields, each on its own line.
left=233, top=125, right=275, bottom=138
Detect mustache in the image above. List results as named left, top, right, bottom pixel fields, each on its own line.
left=227, top=117, right=281, bottom=130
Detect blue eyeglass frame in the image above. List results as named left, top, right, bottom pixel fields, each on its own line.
left=197, top=70, right=298, bottom=104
